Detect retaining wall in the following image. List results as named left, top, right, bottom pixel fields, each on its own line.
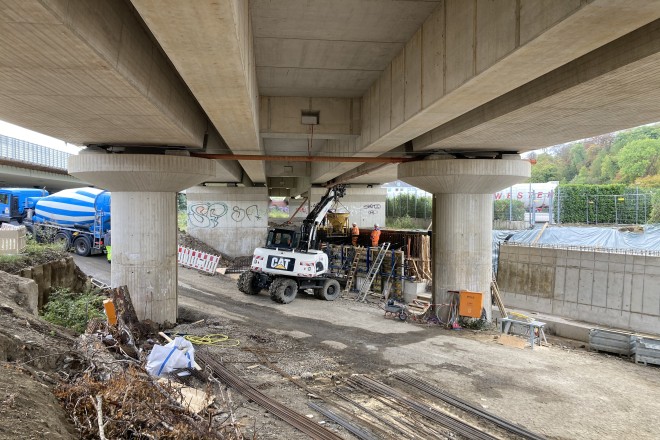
left=497, top=243, right=660, bottom=335
left=19, top=256, right=87, bottom=311
left=186, top=186, right=269, bottom=258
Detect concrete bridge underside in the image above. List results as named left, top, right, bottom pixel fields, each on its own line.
left=2, top=0, right=660, bottom=322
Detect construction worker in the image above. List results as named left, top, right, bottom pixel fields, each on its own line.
left=351, top=222, right=360, bottom=246
left=370, top=224, right=381, bottom=247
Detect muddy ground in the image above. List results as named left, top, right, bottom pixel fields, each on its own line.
left=1, top=252, right=659, bottom=439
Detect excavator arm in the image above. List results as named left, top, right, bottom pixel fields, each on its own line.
left=298, top=184, right=346, bottom=252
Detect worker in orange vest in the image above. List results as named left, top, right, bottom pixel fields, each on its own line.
left=351, top=222, right=360, bottom=246
left=370, top=224, right=381, bottom=247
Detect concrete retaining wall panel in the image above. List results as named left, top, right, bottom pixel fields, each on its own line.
left=186, top=186, right=269, bottom=258
left=643, top=275, right=660, bottom=315
left=498, top=244, right=660, bottom=335
left=310, top=187, right=386, bottom=229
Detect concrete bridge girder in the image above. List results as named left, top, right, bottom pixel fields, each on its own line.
left=0, top=0, right=242, bottom=182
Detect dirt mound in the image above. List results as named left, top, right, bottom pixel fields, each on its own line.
left=177, top=230, right=253, bottom=271
left=0, top=270, right=77, bottom=440
left=177, top=230, right=233, bottom=266
left=0, top=246, right=68, bottom=275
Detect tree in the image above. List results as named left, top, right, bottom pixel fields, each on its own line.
left=600, top=155, right=619, bottom=182
left=530, top=154, right=560, bottom=182
left=611, top=125, right=660, bottom=154
left=617, top=139, right=660, bottom=183
left=566, top=143, right=587, bottom=182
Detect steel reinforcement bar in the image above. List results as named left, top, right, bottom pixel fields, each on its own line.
left=349, top=375, right=497, bottom=440
left=394, top=373, right=546, bottom=440
left=197, top=352, right=343, bottom=440
left=307, top=402, right=380, bottom=440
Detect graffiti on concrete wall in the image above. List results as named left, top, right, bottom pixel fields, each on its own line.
left=231, top=205, right=261, bottom=222
left=363, top=203, right=382, bottom=216
left=188, top=202, right=262, bottom=228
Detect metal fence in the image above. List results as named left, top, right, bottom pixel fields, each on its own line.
left=494, top=189, right=657, bottom=226
left=0, top=134, right=70, bottom=170
left=581, top=193, right=651, bottom=225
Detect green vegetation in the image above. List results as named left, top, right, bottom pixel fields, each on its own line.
left=458, top=317, right=491, bottom=330
left=0, top=237, right=68, bottom=274
left=529, top=124, right=660, bottom=185
left=177, top=211, right=188, bottom=232
left=41, top=287, right=106, bottom=334
left=386, top=215, right=422, bottom=229
left=386, top=193, right=432, bottom=219
left=493, top=200, right=525, bottom=221
left=177, top=193, right=187, bottom=211
left=177, top=193, right=188, bottom=231
left=268, top=209, right=289, bottom=219
left=529, top=124, right=660, bottom=224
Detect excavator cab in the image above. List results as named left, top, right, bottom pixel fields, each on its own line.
left=266, top=228, right=298, bottom=250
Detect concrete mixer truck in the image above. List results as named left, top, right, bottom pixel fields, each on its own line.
left=0, top=187, right=111, bottom=257
left=28, top=187, right=111, bottom=256
left=0, top=188, right=49, bottom=224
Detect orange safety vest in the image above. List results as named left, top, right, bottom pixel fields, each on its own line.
left=370, top=228, right=381, bottom=246
left=351, top=225, right=360, bottom=236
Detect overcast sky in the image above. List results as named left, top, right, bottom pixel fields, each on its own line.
left=0, top=120, right=81, bottom=154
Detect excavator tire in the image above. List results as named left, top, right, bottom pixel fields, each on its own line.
left=319, top=278, right=341, bottom=301
left=271, top=278, right=298, bottom=304
left=238, top=271, right=261, bottom=295
left=268, top=278, right=282, bottom=301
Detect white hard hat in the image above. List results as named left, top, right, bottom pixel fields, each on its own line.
left=375, top=224, right=379, bottom=227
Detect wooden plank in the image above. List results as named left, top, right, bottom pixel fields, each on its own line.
left=531, top=222, right=549, bottom=245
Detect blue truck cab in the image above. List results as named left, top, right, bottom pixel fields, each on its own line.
left=0, top=188, right=48, bottom=224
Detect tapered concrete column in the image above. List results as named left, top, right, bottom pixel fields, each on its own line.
left=398, top=157, right=530, bottom=320
left=69, top=154, right=216, bottom=324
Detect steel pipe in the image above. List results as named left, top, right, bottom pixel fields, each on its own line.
left=191, top=153, right=414, bottom=163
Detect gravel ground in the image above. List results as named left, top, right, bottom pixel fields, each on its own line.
left=75, top=253, right=660, bottom=440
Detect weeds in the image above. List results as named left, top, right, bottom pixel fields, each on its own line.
left=41, top=287, right=106, bottom=334
left=458, top=317, right=492, bottom=331
left=386, top=215, right=421, bottom=230
left=178, top=211, right=188, bottom=232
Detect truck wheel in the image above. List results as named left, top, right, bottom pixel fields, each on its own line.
left=238, top=271, right=261, bottom=295
left=272, top=278, right=298, bottom=304
left=73, top=236, right=91, bottom=256
left=319, top=279, right=341, bottom=301
left=24, top=225, right=34, bottom=240
left=54, top=232, right=71, bottom=250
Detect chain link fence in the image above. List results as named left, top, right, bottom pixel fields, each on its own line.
left=494, top=187, right=658, bottom=226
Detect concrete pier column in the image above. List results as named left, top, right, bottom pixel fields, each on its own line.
left=69, top=154, right=215, bottom=323
left=398, top=157, right=530, bottom=320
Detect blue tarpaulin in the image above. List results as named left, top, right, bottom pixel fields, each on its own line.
left=493, top=225, right=660, bottom=270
